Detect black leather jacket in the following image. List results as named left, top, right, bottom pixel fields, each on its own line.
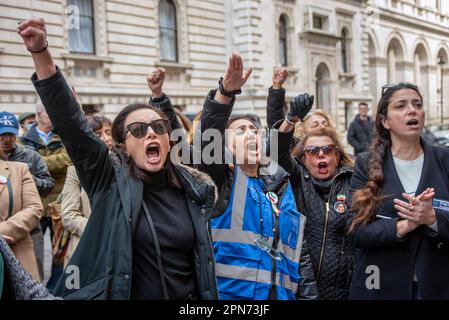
left=275, top=126, right=355, bottom=300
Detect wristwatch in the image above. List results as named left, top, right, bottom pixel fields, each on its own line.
left=218, top=77, right=242, bottom=97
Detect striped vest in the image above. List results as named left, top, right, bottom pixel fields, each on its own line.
left=211, top=165, right=306, bottom=300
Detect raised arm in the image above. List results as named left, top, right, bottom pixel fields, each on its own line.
left=147, top=68, right=183, bottom=132
left=271, top=93, right=314, bottom=181
left=17, top=18, right=114, bottom=196
left=266, top=68, right=288, bottom=128
left=196, top=54, right=252, bottom=187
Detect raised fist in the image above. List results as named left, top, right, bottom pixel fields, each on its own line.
left=17, top=18, right=47, bottom=52
left=288, top=93, right=314, bottom=123
left=272, top=68, right=288, bottom=89
left=147, top=68, right=165, bottom=98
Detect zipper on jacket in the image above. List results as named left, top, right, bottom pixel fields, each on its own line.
left=257, top=181, right=282, bottom=299
left=315, top=170, right=346, bottom=282
left=316, top=202, right=330, bottom=282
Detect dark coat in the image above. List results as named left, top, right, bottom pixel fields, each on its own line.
left=349, top=139, right=449, bottom=299
left=198, top=90, right=319, bottom=300
left=19, top=125, right=70, bottom=209
left=5, top=144, right=54, bottom=198
left=276, top=127, right=355, bottom=299
left=266, top=86, right=286, bottom=129
left=347, top=115, right=374, bottom=155
left=32, top=68, right=218, bottom=300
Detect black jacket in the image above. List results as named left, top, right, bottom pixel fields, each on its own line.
left=266, top=86, right=286, bottom=129
left=266, top=87, right=300, bottom=152
left=198, top=90, right=319, bottom=300
left=32, top=68, right=218, bottom=300
left=347, top=115, right=374, bottom=155
left=349, top=139, right=449, bottom=300
left=276, top=126, right=355, bottom=300
left=4, top=144, right=54, bottom=197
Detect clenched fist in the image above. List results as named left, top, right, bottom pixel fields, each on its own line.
left=17, top=18, right=47, bottom=52
left=147, top=68, right=165, bottom=99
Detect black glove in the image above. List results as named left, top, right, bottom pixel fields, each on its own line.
left=288, top=93, right=314, bottom=122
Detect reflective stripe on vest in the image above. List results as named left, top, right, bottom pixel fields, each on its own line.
left=212, top=226, right=305, bottom=267
left=212, top=165, right=305, bottom=298
left=215, top=263, right=298, bottom=292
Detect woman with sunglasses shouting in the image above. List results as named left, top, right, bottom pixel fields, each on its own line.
left=274, top=98, right=355, bottom=300
left=18, top=18, right=218, bottom=300
left=348, top=83, right=449, bottom=300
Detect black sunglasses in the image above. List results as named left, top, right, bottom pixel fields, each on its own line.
left=381, top=83, right=418, bottom=95
left=125, top=119, right=170, bottom=138
left=304, top=144, right=337, bottom=156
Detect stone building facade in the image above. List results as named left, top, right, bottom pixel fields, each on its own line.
left=0, top=0, right=448, bottom=131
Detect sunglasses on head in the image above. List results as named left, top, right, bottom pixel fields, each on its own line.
left=125, top=119, right=170, bottom=139
left=304, top=144, right=337, bottom=156
left=381, top=83, right=418, bottom=95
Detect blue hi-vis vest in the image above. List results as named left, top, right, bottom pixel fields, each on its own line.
left=211, top=164, right=306, bottom=300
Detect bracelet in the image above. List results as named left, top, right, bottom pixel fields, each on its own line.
left=27, top=40, right=48, bottom=54
left=218, top=77, right=242, bottom=97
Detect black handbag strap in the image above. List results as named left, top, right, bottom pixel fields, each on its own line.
left=7, top=178, right=13, bottom=218
left=142, top=201, right=169, bottom=300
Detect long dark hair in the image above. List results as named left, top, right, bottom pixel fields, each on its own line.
left=111, top=103, right=180, bottom=187
left=349, top=83, right=423, bottom=233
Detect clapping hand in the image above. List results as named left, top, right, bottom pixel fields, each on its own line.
left=394, top=188, right=437, bottom=226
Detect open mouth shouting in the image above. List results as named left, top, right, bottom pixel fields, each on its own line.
left=318, top=161, right=329, bottom=175
left=146, top=141, right=161, bottom=164
left=248, top=141, right=258, bottom=154
left=406, top=118, right=420, bottom=130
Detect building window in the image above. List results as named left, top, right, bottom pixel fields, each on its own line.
left=341, top=29, right=348, bottom=73
left=159, top=0, right=178, bottom=62
left=68, top=0, right=95, bottom=54
left=313, top=15, right=323, bottom=29
left=279, top=15, right=288, bottom=66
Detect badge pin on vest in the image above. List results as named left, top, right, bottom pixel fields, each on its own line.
left=266, top=191, right=281, bottom=216
left=0, top=175, right=7, bottom=184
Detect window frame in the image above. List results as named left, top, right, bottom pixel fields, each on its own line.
left=341, top=28, right=348, bottom=73
left=279, top=15, right=288, bottom=66
left=159, top=0, right=179, bottom=62
left=68, top=0, right=96, bottom=55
